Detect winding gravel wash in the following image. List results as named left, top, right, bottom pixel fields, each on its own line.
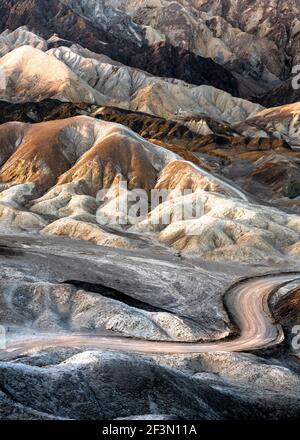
left=1, top=274, right=300, bottom=360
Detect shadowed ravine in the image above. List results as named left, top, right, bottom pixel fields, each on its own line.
left=2, top=274, right=300, bottom=360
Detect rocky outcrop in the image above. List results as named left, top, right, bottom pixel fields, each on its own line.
left=0, top=46, right=107, bottom=105
left=0, top=116, right=299, bottom=265
left=0, top=232, right=236, bottom=340
left=1, top=101, right=299, bottom=211
left=0, top=100, right=89, bottom=125
left=129, top=41, right=240, bottom=96
left=1, top=1, right=300, bottom=105
left=108, top=0, right=300, bottom=102
left=0, top=45, right=263, bottom=125
left=0, top=228, right=299, bottom=420
left=0, top=116, right=176, bottom=190
left=0, top=7, right=239, bottom=96
left=258, top=80, right=300, bottom=108
left=2, top=348, right=300, bottom=420
left=237, top=103, right=300, bottom=147
left=0, top=0, right=144, bottom=62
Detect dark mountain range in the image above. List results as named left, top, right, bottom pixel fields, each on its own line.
left=0, top=0, right=240, bottom=95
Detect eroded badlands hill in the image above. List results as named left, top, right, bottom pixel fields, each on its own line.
left=1, top=1, right=299, bottom=105
left=107, top=0, right=300, bottom=99
left=0, top=44, right=262, bottom=125
left=0, top=4, right=240, bottom=96
left=0, top=116, right=299, bottom=266
left=1, top=100, right=299, bottom=213
left=1, top=0, right=300, bottom=423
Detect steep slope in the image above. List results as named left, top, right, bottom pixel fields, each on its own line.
left=1, top=236, right=300, bottom=420
left=1, top=100, right=299, bottom=212
left=107, top=0, right=300, bottom=102
left=237, top=103, right=300, bottom=147
left=0, top=116, right=176, bottom=191
left=130, top=41, right=240, bottom=97
left=104, top=0, right=285, bottom=91
left=2, top=1, right=299, bottom=104
left=0, top=26, right=47, bottom=56
left=0, top=45, right=263, bottom=125
left=0, top=0, right=144, bottom=60
left=0, top=100, right=90, bottom=124
left=190, top=0, right=300, bottom=70
left=0, top=45, right=108, bottom=104
left=0, top=116, right=299, bottom=265
left=0, top=6, right=241, bottom=96
left=259, top=80, right=300, bottom=108
left=1, top=0, right=300, bottom=424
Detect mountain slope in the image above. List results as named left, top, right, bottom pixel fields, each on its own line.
left=0, top=45, right=108, bottom=104
left=107, top=0, right=300, bottom=101
left=0, top=116, right=299, bottom=266
left=0, top=44, right=263, bottom=125
left=0, top=3, right=240, bottom=96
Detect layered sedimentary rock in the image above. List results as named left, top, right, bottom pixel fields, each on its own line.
left=0, top=7, right=240, bottom=96
left=0, top=44, right=263, bottom=127
left=102, top=0, right=300, bottom=102
left=0, top=116, right=299, bottom=266
left=237, top=103, right=300, bottom=147
left=0, top=101, right=299, bottom=212
left=1, top=0, right=300, bottom=423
